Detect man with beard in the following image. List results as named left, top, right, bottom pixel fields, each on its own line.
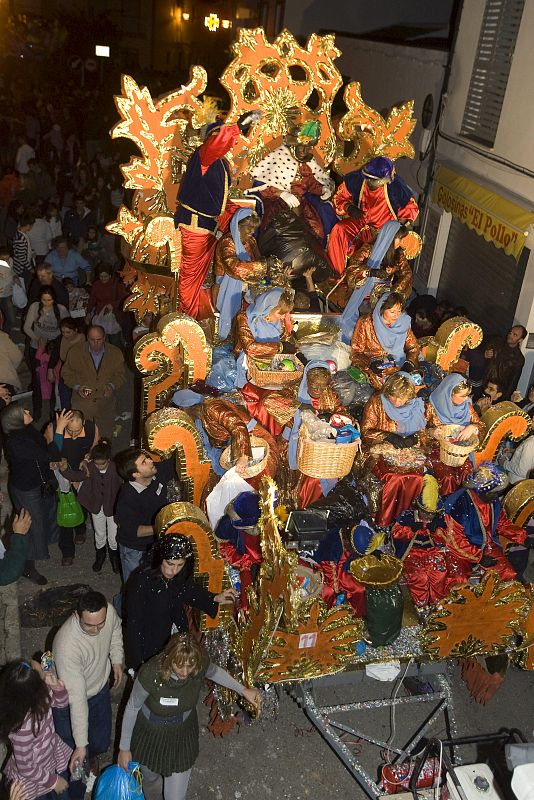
left=484, top=324, right=527, bottom=400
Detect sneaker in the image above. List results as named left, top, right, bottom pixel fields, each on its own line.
left=61, top=557, right=74, bottom=566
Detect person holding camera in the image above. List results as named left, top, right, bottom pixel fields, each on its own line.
left=0, top=403, right=71, bottom=585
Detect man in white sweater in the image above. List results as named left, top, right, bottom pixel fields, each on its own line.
left=53, top=590, right=124, bottom=796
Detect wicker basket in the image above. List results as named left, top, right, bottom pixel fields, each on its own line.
left=219, top=435, right=270, bottom=478
left=434, top=424, right=478, bottom=467
left=297, top=424, right=359, bottom=479
left=247, top=353, right=303, bottom=388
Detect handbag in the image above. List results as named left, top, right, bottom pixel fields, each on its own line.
left=36, top=460, right=57, bottom=498
left=57, top=488, right=85, bottom=527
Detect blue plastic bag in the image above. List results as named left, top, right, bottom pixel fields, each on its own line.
left=206, top=344, right=237, bottom=392
left=94, top=762, right=144, bottom=800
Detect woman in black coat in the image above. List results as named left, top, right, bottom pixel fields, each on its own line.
left=1, top=404, right=71, bottom=584
left=124, top=534, right=237, bottom=671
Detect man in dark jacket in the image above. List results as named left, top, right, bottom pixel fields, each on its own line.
left=114, top=447, right=177, bottom=583
left=484, top=325, right=527, bottom=400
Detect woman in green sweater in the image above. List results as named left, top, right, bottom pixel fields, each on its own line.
left=118, top=633, right=260, bottom=800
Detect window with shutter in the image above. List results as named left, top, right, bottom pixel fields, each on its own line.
left=461, top=0, right=525, bottom=147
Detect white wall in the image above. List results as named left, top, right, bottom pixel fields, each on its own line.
left=334, top=36, right=448, bottom=193
left=423, top=0, right=534, bottom=391
left=438, top=0, right=534, bottom=204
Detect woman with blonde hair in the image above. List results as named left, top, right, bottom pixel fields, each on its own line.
left=360, top=372, right=426, bottom=449
left=118, top=633, right=260, bottom=800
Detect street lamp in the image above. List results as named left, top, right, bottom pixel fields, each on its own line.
left=204, top=13, right=220, bottom=31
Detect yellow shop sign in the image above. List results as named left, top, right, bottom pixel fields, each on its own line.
left=432, top=165, right=534, bottom=261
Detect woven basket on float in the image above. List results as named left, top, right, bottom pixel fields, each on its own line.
left=434, top=423, right=478, bottom=467
left=297, top=424, right=358, bottom=479
left=219, top=434, right=270, bottom=478
left=247, top=353, right=303, bottom=388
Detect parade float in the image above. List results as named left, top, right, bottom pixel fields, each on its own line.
left=108, top=28, right=534, bottom=798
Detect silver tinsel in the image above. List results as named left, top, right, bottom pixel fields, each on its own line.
left=204, top=629, right=278, bottom=722
left=258, top=684, right=279, bottom=722
left=349, top=625, right=423, bottom=667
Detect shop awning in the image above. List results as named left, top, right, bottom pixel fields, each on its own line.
left=432, top=165, right=534, bottom=261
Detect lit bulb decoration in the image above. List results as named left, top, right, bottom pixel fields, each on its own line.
left=205, top=13, right=220, bottom=31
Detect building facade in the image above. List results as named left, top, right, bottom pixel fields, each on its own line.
left=416, top=0, right=534, bottom=389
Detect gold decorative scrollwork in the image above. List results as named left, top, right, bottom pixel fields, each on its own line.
left=433, top=316, right=483, bottom=372
left=476, top=402, right=531, bottom=467
left=134, top=312, right=211, bottom=418
left=230, top=478, right=363, bottom=686
left=145, top=407, right=211, bottom=507
left=335, top=82, right=416, bottom=176
left=421, top=572, right=529, bottom=660
left=503, top=479, right=534, bottom=527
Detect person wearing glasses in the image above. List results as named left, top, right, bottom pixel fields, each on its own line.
left=61, top=325, right=125, bottom=438
left=52, top=590, right=124, bottom=798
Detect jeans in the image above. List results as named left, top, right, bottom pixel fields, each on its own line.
left=113, top=546, right=145, bottom=615
left=58, top=378, right=72, bottom=409
left=119, top=544, right=144, bottom=583
left=34, top=769, right=70, bottom=800
left=59, top=523, right=86, bottom=559
left=9, top=484, right=59, bottom=561
left=53, top=686, right=112, bottom=800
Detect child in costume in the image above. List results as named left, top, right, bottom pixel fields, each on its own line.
left=286, top=360, right=346, bottom=508
left=214, top=491, right=262, bottom=609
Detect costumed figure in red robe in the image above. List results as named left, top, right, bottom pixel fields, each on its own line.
left=213, top=209, right=282, bottom=341
left=174, top=110, right=261, bottom=319
left=360, top=371, right=427, bottom=526
left=392, top=474, right=469, bottom=609
left=213, top=491, right=262, bottom=610
left=234, top=287, right=297, bottom=437
left=443, top=462, right=527, bottom=582
left=327, top=156, right=419, bottom=276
